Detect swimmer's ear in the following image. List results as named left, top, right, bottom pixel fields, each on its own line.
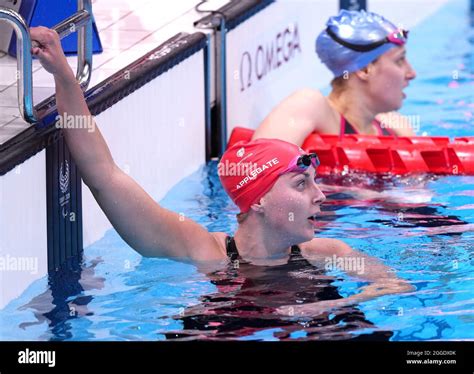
left=354, top=64, right=373, bottom=81
left=249, top=199, right=265, bottom=214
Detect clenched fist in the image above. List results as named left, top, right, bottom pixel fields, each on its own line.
left=30, top=26, right=73, bottom=79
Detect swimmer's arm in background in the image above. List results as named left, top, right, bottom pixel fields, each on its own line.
left=376, top=112, right=416, bottom=136
left=252, top=89, right=333, bottom=146
left=30, top=27, right=224, bottom=262
left=278, top=238, right=414, bottom=317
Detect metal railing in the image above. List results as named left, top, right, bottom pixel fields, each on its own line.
left=195, top=7, right=228, bottom=157
left=0, top=0, right=93, bottom=124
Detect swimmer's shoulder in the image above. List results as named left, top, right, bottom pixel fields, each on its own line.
left=299, top=237, right=353, bottom=260
left=210, top=232, right=231, bottom=259
left=282, top=88, right=331, bottom=116
left=253, top=88, right=336, bottom=144
left=183, top=232, right=229, bottom=263
left=186, top=232, right=230, bottom=273
left=289, top=87, right=325, bottom=102
left=285, top=88, right=339, bottom=133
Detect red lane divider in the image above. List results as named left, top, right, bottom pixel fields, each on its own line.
left=227, top=127, right=474, bottom=175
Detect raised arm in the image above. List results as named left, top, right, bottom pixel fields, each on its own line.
left=30, top=27, right=223, bottom=261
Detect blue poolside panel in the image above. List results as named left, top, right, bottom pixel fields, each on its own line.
left=8, top=0, right=103, bottom=57
left=46, top=136, right=83, bottom=272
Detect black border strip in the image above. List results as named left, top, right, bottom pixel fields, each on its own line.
left=1, top=341, right=473, bottom=372
left=196, top=0, right=275, bottom=32
left=0, top=31, right=207, bottom=176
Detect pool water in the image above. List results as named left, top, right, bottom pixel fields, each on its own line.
left=0, top=0, right=473, bottom=341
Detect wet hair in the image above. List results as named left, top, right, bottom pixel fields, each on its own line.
left=330, top=75, right=349, bottom=93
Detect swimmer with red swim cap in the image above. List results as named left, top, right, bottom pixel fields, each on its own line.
left=30, top=26, right=412, bottom=316
left=253, top=9, right=417, bottom=145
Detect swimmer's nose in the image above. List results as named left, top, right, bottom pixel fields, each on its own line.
left=406, top=61, right=416, bottom=80
left=313, top=186, right=326, bottom=206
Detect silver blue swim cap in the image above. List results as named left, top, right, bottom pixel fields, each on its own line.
left=316, top=10, right=404, bottom=77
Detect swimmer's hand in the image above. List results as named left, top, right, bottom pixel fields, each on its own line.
left=30, top=27, right=73, bottom=79
left=276, top=298, right=350, bottom=318
left=276, top=279, right=413, bottom=317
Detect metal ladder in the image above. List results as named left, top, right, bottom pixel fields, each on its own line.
left=0, top=0, right=93, bottom=124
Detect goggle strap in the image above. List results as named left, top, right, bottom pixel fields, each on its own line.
left=326, top=27, right=385, bottom=52
left=326, top=27, right=407, bottom=52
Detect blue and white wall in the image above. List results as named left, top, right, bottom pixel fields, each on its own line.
left=0, top=152, right=48, bottom=309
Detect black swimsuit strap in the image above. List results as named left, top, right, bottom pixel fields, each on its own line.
left=344, top=120, right=358, bottom=135
left=290, top=244, right=302, bottom=255
left=225, top=236, right=301, bottom=261
left=225, top=236, right=240, bottom=262
left=375, top=119, right=398, bottom=137
left=341, top=115, right=359, bottom=135
left=342, top=113, right=398, bottom=137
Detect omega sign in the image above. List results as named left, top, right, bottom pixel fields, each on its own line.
left=239, top=23, right=301, bottom=92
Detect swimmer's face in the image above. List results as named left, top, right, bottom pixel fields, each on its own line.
left=257, top=166, right=326, bottom=243
left=367, top=46, right=416, bottom=112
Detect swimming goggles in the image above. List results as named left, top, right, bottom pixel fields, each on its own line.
left=326, top=27, right=408, bottom=52
left=280, top=153, right=320, bottom=175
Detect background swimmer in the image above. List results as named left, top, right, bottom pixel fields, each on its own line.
left=253, top=10, right=417, bottom=145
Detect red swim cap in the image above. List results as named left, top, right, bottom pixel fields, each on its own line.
left=218, top=138, right=305, bottom=213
